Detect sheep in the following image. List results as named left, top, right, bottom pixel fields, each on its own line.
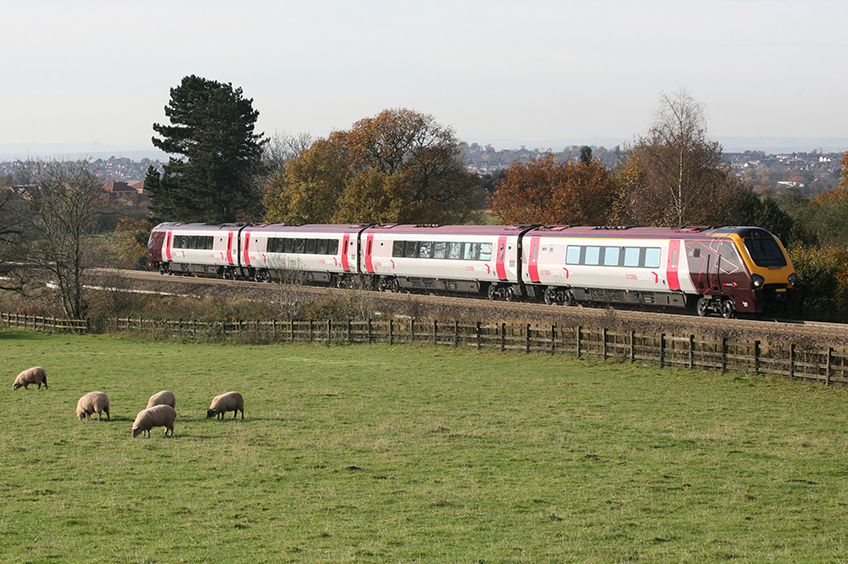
left=76, top=391, right=111, bottom=421
left=146, top=390, right=176, bottom=410
left=206, top=391, right=244, bottom=419
left=132, top=404, right=176, bottom=438
left=13, top=366, right=48, bottom=390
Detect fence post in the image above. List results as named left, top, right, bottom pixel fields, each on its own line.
left=826, top=347, right=832, bottom=386
left=659, top=333, right=665, bottom=368
left=602, top=328, right=608, bottom=359
left=689, top=335, right=695, bottom=369
left=526, top=324, right=531, bottom=353
left=576, top=326, right=581, bottom=358
left=433, top=320, right=438, bottom=346
left=368, top=319, right=373, bottom=344
left=630, top=330, right=635, bottom=362
left=721, top=337, right=727, bottom=373
left=551, top=323, right=556, bottom=355
left=454, top=320, right=459, bottom=348
left=476, top=322, right=481, bottom=350
left=501, top=323, right=506, bottom=352
left=389, top=319, right=394, bottom=346
left=790, top=343, right=795, bottom=380
left=410, top=319, right=415, bottom=344
left=754, top=341, right=760, bottom=375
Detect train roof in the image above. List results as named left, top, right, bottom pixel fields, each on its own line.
left=526, top=225, right=778, bottom=240
left=362, top=224, right=536, bottom=236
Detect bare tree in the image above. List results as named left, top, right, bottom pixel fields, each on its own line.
left=0, top=185, right=33, bottom=292
left=18, top=159, right=106, bottom=319
left=619, top=88, right=730, bottom=226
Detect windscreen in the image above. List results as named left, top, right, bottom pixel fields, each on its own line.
left=742, top=231, right=787, bottom=268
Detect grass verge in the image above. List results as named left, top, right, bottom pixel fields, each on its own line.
left=2, top=331, right=847, bottom=563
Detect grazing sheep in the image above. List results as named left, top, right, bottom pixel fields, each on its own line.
left=13, top=366, right=48, bottom=390
left=76, top=391, right=111, bottom=421
left=132, top=404, right=176, bottom=438
left=146, top=390, right=176, bottom=410
left=206, top=391, right=244, bottom=419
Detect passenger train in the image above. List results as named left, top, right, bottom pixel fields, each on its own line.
left=147, top=222, right=797, bottom=317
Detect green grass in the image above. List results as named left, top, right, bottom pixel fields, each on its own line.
left=2, top=331, right=848, bottom=563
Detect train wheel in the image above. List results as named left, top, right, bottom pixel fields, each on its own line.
left=487, top=284, right=498, bottom=301
left=543, top=287, right=557, bottom=305
left=696, top=297, right=709, bottom=317
left=563, top=290, right=575, bottom=306
left=721, top=300, right=735, bottom=319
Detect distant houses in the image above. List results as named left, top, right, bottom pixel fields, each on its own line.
left=102, top=180, right=148, bottom=204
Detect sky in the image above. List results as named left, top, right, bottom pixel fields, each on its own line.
left=2, top=0, right=848, bottom=160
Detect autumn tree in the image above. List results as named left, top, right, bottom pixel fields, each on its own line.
left=491, top=153, right=617, bottom=225
left=617, top=88, right=733, bottom=226
left=147, top=75, right=266, bottom=223
left=262, top=108, right=483, bottom=224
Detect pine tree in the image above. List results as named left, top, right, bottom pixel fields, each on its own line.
left=148, top=75, right=266, bottom=224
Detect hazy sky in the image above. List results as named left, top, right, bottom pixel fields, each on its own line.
left=2, top=0, right=847, bottom=157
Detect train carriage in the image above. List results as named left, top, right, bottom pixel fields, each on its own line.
left=359, top=224, right=533, bottom=298
left=238, top=224, right=368, bottom=285
left=522, top=225, right=795, bottom=316
left=147, top=222, right=245, bottom=277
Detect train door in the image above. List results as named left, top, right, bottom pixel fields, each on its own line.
left=667, top=239, right=681, bottom=291
left=165, top=230, right=173, bottom=262
left=341, top=234, right=351, bottom=271
left=364, top=234, right=375, bottom=273
left=527, top=236, right=541, bottom=283
left=496, top=236, right=508, bottom=280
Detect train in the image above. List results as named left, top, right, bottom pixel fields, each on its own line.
left=147, top=222, right=797, bottom=318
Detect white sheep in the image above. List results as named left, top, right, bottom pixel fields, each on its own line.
left=206, top=391, right=244, bottom=419
left=76, top=391, right=111, bottom=421
left=132, top=404, right=176, bottom=438
left=13, top=366, right=48, bottom=390
left=146, top=390, right=176, bottom=410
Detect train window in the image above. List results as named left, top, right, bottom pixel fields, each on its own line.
left=645, top=248, right=662, bottom=269
left=284, top=238, right=295, bottom=253
left=433, top=242, right=447, bottom=259
left=404, top=241, right=418, bottom=258
left=316, top=239, right=328, bottom=255
left=464, top=243, right=479, bottom=261
left=623, top=247, right=640, bottom=267
left=584, top=246, right=600, bottom=266
left=498, top=244, right=505, bottom=261
left=419, top=241, right=433, bottom=259
left=293, top=239, right=306, bottom=254
left=671, top=248, right=678, bottom=268
left=565, top=246, right=581, bottom=265
left=743, top=234, right=787, bottom=268
left=479, top=243, right=493, bottom=261
left=328, top=240, right=339, bottom=255
left=447, top=242, right=462, bottom=260
left=392, top=241, right=403, bottom=257
left=305, top=239, right=316, bottom=254
left=206, top=237, right=214, bottom=250
left=603, top=247, right=620, bottom=266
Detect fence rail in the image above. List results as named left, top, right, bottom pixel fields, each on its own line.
left=106, top=316, right=848, bottom=386
left=4, top=312, right=848, bottom=386
left=0, top=312, right=88, bottom=333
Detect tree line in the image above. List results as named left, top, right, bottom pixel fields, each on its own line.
left=3, top=76, right=848, bottom=321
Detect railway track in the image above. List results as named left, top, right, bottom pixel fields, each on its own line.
left=89, top=268, right=848, bottom=345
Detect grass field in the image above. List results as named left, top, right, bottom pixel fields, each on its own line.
left=2, top=330, right=848, bottom=563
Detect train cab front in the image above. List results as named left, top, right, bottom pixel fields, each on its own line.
left=733, top=228, right=796, bottom=314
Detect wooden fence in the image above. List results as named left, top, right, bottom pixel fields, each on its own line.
left=0, top=312, right=88, bottom=333
left=4, top=311, right=847, bottom=386
left=110, top=316, right=848, bottom=387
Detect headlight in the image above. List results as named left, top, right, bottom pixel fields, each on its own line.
left=788, top=273, right=797, bottom=288
left=752, top=274, right=765, bottom=288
